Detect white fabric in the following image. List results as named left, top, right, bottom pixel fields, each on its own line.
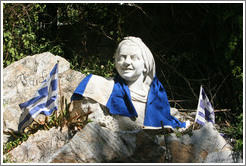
left=83, top=75, right=114, bottom=105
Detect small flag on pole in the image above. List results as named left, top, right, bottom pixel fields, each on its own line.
left=194, top=86, right=215, bottom=126
left=18, top=63, right=59, bottom=133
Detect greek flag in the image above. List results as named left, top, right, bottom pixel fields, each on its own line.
left=194, top=86, right=215, bottom=126
left=18, top=63, right=58, bottom=133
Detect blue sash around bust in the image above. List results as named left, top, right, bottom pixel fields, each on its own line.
left=71, top=74, right=186, bottom=129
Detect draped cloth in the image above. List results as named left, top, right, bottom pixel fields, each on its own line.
left=71, top=74, right=186, bottom=129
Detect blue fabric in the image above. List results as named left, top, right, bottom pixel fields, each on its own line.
left=71, top=74, right=186, bottom=128
left=19, top=86, right=48, bottom=109
left=144, top=76, right=186, bottom=128
left=18, top=97, right=58, bottom=132
left=71, top=74, right=93, bottom=100
left=106, top=75, right=138, bottom=117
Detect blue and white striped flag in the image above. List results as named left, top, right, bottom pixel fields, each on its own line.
left=194, top=86, right=215, bottom=126
left=18, top=63, right=59, bottom=133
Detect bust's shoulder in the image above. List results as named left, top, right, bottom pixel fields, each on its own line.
left=79, top=74, right=115, bottom=105
left=85, top=74, right=114, bottom=83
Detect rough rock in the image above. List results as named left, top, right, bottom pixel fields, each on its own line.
left=68, top=98, right=241, bottom=163
left=69, top=98, right=137, bottom=132
left=3, top=52, right=85, bottom=143
left=6, top=121, right=240, bottom=163
left=170, top=107, right=181, bottom=120
left=203, top=151, right=239, bottom=163
left=69, top=98, right=121, bottom=132
left=69, top=99, right=184, bottom=133
left=47, top=122, right=166, bottom=163
left=4, top=127, right=69, bottom=163
left=156, top=122, right=237, bottom=163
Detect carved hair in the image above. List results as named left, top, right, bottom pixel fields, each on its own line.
left=115, top=36, right=156, bottom=86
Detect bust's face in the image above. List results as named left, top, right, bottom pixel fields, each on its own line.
left=115, top=44, right=146, bottom=82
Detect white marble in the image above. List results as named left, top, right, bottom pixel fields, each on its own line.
left=115, top=37, right=155, bottom=126
left=115, top=43, right=146, bottom=89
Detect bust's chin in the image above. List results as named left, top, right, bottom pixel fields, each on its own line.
left=120, top=73, right=138, bottom=82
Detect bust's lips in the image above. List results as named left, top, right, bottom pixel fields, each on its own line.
left=122, top=68, right=134, bottom=73
left=121, top=66, right=134, bottom=70
left=123, top=70, right=133, bottom=74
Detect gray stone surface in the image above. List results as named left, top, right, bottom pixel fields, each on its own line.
left=203, top=151, right=238, bottom=163
left=4, top=127, right=69, bottom=163
left=47, top=122, right=166, bottom=163
left=156, top=122, right=235, bottom=163
left=3, top=52, right=85, bottom=143
left=4, top=119, right=242, bottom=163
left=69, top=99, right=185, bottom=133
left=69, top=98, right=143, bottom=132
left=69, top=98, right=122, bottom=132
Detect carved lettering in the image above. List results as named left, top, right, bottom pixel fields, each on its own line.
left=21, top=72, right=27, bottom=86
left=39, top=69, right=47, bottom=83
left=7, top=81, right=13, bottom=88
left=4, top=69, right=48, bottom=93
left=29, top=79, right=36, bottom=86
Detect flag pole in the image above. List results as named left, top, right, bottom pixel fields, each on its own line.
left=192, top=122, right=196, bottom=130
left=193, top=85, right=202, bottom=130
left=57, top=60, right=64, bottom=127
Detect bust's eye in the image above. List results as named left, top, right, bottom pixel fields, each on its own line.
left=131, top=55, right=139, bottom=61
left=118, top=55, right=126, bottom=61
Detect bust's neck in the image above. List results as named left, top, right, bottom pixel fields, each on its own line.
left=126, top=74, right=145, bottom=91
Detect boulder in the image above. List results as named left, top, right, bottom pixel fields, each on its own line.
left=5, top=122, right=166, bottom=163
left=4, top=127, right=69, bottom=163
left=47, top=122, right=166, bottom=163
left=69, top=98, right=121, bottom=132
left=67, top=97, right=241, bottom=163
left=5, top=122, right=241, bottom=163
left=69, top=99, right=185, bottom=133
left=3, top=52, right=85, bottom=143
left=156, top=122, right=237, bottom=163
left=203, top=151, right=239, bottom=163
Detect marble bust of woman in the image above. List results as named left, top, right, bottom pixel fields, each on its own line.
left=71, top=36, right=190, bottom=131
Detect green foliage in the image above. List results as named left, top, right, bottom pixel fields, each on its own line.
left=87, top=119, right=94, bottom=123
left=3, top=133, right=29, bottom=155
left=3, top=154, right=16, bottom=163
left=222, top=113, right=243, bottom=152
left=3, top=3, right=63, bottom=67
left=79, top=57, right=116, bottom=78
left=175, top=131, right=181, bottom=138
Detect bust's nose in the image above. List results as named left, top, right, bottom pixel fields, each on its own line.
left=123, top=55, right=131, bottom=66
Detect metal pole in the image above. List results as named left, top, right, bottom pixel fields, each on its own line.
left=161, top=121, right=171, bottom=162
